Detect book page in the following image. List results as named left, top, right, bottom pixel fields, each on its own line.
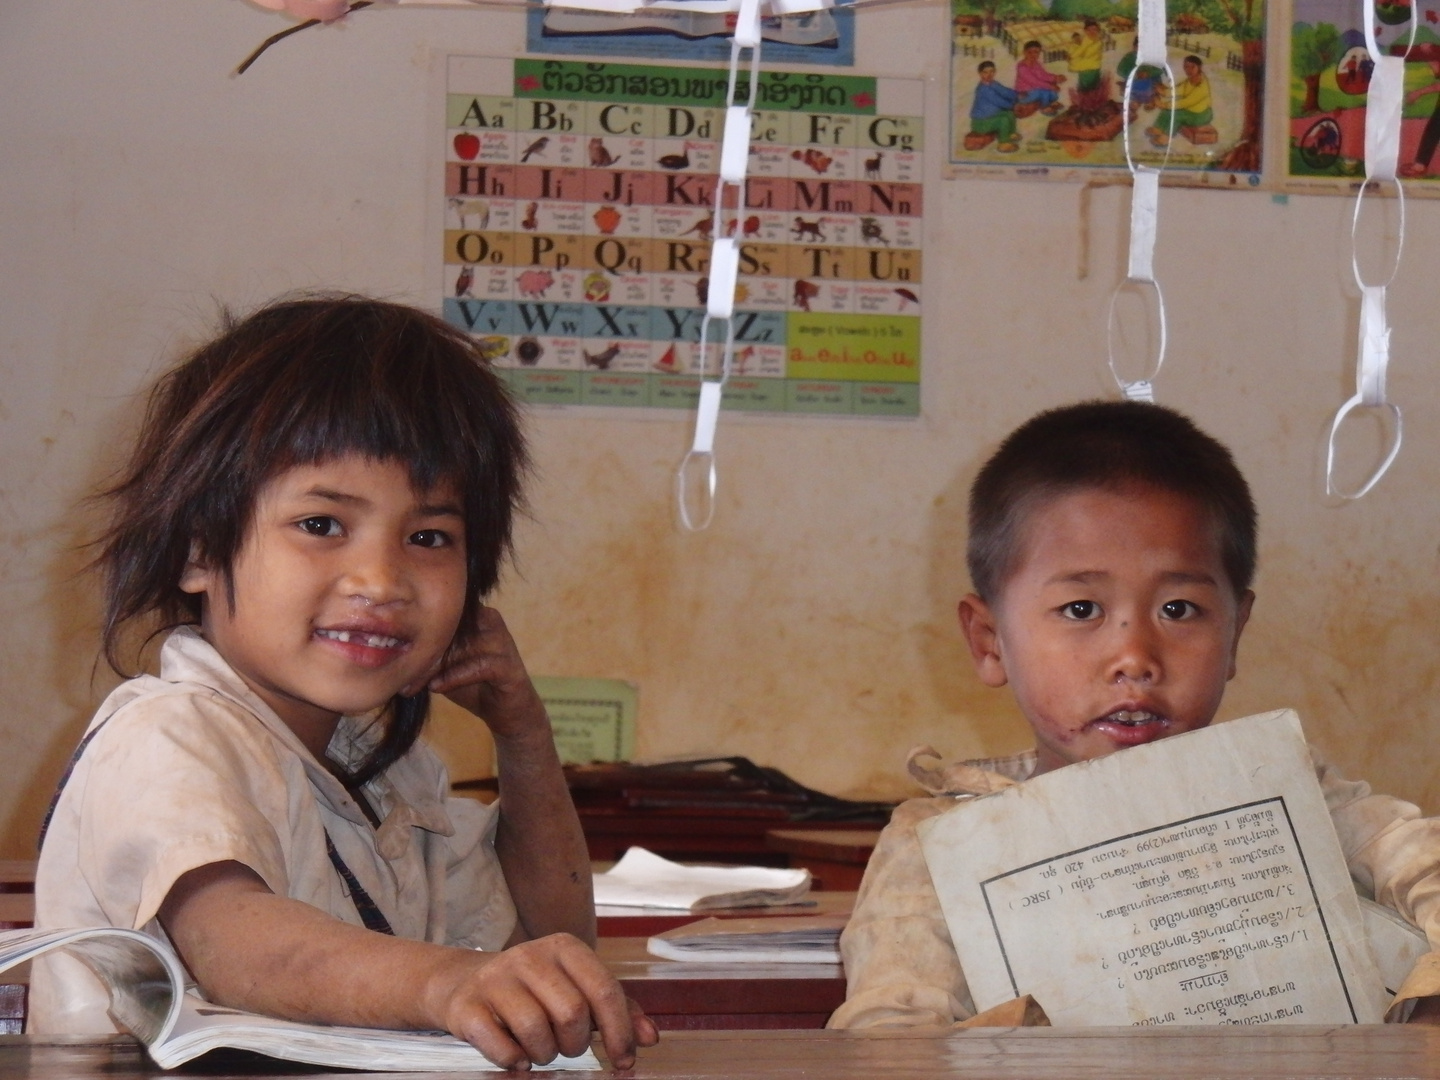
left=917, top=711, right=1389, bottom=1026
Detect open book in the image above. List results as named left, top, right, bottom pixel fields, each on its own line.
left=918, top=710, right=1428, bottom=1027
left=1, top=927, right=598, bottom=1071
left=593, top=847, right=811, bottom=911
left=646, top=914, right=846, bottom=963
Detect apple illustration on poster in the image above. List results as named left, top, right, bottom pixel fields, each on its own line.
left=453, top=133, right=480, bottom=160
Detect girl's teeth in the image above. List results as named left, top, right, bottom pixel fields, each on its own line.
left=320, top=630, right=399, bottom=648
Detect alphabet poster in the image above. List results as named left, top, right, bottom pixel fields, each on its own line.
left=946, top=0, right=1266, bottom=185
left=441, top=57, right=924, bottom=417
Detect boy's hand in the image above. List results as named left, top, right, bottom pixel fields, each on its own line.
left=427, top=934, right=659, bottom=1070
left=409, top=606, right=548, bottom=743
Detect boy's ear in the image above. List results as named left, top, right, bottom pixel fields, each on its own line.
left=178, top=543, right=214, bottom=595
left=1227, top=589, right=1255, bottom=680
left=958, top=593, right=1009, bottom=688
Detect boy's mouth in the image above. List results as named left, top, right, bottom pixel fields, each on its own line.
left=1089, top=708, right=1170, bottom=746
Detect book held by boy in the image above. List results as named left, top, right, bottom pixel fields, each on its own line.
left=592, top=846, right=812, bottom=911
left=0, top=927, right=599, bottom=1071
left=918, top=710, right=1423, bottom=1027
left=645, top=913, right=846, bottom=963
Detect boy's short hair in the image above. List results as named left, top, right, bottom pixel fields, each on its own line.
left=967, top=400, right=1256, bottom=602
left=978, top=60, right=996, bottom=72
left=1023, top=39, right=1042, bottom=51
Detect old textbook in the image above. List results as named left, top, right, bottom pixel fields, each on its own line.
left=646, top=914, right=846, bottom=963
left=918, top=710, right=1425, bottom=1027
left=0, top=927, right=598, bottom=1071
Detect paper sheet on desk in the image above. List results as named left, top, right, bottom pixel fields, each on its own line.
left=918, top=711, right=1389, bottom=1027
left=592, top=847, right=811, bottom=911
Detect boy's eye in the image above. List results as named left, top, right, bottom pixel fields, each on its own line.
left=409, top=529, right=452, bottom=549
left=1061, top=600, right=1100, bottom=621
left=1160, top=600, right=1199, bottom=620
left=298, top=516, right=342, bottom=538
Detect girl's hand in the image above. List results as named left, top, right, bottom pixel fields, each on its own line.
left=427, top=934, right=659, bottom=1070
left=408, top=606, right=548, bottom=743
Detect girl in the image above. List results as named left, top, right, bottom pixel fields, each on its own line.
left=30, top=295, right=657, bottom=1070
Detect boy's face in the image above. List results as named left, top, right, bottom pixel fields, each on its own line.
left=1025, top=46, right=1040, bottom=60
left=980, top=66, right=995, bottom=81
left=180, top=455, right=469, bottom=753
left=958, top=485, right=1252, bottom=776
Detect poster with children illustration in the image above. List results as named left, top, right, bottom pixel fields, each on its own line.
left=946, top=0, right=1265, bottom=184
left=1288, top=0, right=1440, bottom=192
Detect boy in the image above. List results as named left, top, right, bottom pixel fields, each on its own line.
left=828, top=401, right=1440, bottom=1029
left=967, top=62, right=1020, bottom=154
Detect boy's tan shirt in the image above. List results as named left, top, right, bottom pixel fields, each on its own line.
left=830, top=745, right=1440, bottom=1029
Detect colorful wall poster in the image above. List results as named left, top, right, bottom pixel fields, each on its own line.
left=945, top=0, right=1265, bottom=185
left=1289, top=0, right=1440, bottom=191
left=525, top=7, right=855, bottom=67
left=441, top=57, right=924, bottom=418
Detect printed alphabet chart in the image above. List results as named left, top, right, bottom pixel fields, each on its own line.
left=441, top=57, right=925, bottom=417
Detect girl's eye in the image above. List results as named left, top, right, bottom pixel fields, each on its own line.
left=1061, top=600, right=1100, bottom=621
left=1161, top=600, right=1199, bottom=620
left=410, top=529, right=451, bottom=549
left=298, top=516, right=342, bottom=538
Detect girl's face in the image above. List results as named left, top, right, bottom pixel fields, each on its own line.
left=180, top=455, right=469, bottom=754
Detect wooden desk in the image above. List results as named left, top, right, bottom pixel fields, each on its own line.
left=0, top=861, right=36, bottom=893
left=596, top=890, right=854, bottom=938
left=0, top=893, right=33, bottom=930
left=765, top=829, right=879, bottom=891
left=4, top=1026, right=1440, bottom=1078
left=598, top=938, right=844, bottom=1031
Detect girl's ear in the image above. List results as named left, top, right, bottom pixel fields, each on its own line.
left=958, top=593, right=1009, bottom=688
left=178, top=543, right=214, bottom=595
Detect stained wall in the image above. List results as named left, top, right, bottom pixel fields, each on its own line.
left=1, top=1, right=1438, bottom=857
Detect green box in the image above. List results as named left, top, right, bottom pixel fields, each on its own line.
left=533, top=676, right=637, bottom=764
left=855, top=382, right=920, bottom=417
left=582, top=372, right=651, bottom=407
left=722, top=377, right=786, bottom=412
left=652, top=374, right=703, bottom=409
left=785, top=380, right=854, bottom=414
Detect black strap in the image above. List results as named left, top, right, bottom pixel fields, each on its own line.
left=324, top=831, right=395, bottom=935
left=40, top=716, right=397, bottom=936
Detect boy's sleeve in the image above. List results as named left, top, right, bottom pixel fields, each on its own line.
left=827, top=797, right=977, bottom=1029
left=1317, top=755, right=1440, bottom=1016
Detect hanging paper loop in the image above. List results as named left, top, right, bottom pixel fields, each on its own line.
left=1107, top=277, right=1167, bottom=399
left=1324, top=0, right=1409, bottom=499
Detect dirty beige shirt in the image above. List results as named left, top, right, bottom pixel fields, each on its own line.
left=29, top=626, right=517, bottom=1033
left=829, top=743, right=1440, bottom=1029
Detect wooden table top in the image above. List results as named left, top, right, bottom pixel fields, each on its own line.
left=5, top=1025, right=1440, bottom=1078
left=764, top=829, right=881, bottom=863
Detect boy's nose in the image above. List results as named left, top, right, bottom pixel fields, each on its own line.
left=1108, top=621, right=1160, bottom=683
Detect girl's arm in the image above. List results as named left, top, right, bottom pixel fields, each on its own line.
left=421, top=606, right=595, bottom=947
left=159, top=860, right=652, bottom=1069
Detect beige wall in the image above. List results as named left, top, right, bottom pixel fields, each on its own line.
left=2, top=1, right=1438, bottom=858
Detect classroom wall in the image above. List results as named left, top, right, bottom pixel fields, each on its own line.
left=2, top=1, right=1439, bottom=858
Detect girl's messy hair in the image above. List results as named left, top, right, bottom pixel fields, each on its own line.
left=97, top=294, right=528, bottom=784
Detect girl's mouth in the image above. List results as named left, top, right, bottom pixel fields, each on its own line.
left=315, top=628, right=402, bottom=650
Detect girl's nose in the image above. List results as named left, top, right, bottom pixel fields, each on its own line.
left=342, top=541, right=411, bottom=606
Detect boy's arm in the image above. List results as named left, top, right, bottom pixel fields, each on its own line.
left=159, top=861, right=653, bottom=1069
left=421, top=606, right=595, bottom=947
left=1318, top=757, right=1440, bottom=1021
left=827, top=798, right=974, bottom=1029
